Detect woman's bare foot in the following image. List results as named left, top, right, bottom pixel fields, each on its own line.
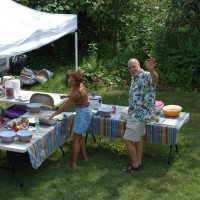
left=82, top=157, right=88, bottom=161
left=68, top=162, right=76, bottom=169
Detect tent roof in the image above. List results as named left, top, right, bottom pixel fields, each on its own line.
left=0, top=0, right=77, bottom=59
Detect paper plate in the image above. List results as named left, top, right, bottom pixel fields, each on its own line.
left=98, top=106, right=113, bottom=113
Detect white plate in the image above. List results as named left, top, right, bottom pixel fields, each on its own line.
left=98, top=106, right=113, bottom=113
left=15, top=95, right=30, bottom=101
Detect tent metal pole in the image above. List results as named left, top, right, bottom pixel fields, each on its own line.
left=75, top=31, right=78, bottom=71
left=6, top=58, right=9, bottom=71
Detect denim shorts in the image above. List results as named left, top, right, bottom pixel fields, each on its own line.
left=73, top=106, right=92, bottom=134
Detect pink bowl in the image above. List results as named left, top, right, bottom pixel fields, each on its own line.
left=155, top=100, right=164, bottom=113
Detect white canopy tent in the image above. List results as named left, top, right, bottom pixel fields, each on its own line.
left=0, top=0, right=78, bottom=71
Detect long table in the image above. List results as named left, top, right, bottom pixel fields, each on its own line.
left=0, top=105, right=190, bottom=186
left=87, top=105, right=190, bottom=163
left=88, top=106, right=189, bottom=144
left=2, top=105, right=188, bottom=167
left=0, top=90, right=67, bottom=109
left=0, top=111, right=75, bottom=186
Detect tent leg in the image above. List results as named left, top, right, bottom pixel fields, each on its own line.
left=75, top=32, right=78, bottom=71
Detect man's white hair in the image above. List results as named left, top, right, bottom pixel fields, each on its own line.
left=128, top=58, right=140, bottom=66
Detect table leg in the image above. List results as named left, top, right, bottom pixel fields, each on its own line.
left=92, top=134, right=97, bottom=143
left=168, top=145, right=173, bottom=164
left=59, top=147, right=65, bottom=156
left=85, top=134, right=88, bottom=144
left=85, top=134, right=97, bottom=144
left=175, top=144, right=179, bottom=152
left=168, top=144, right=179, bottom=164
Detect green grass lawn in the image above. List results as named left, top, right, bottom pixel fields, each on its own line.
left=0, top=70, right=200, bottom=200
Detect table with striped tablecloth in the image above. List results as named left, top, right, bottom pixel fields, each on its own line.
left=87, top=106, right=127, bottom=139
left=87, top=105, right=190, bottom=145
left=0, top=112, right=75, bottom=186
left=87, top=105, right=189, bottom=163
left=0, top=112, right=75, bottom=170
left=145, top=112, right=189, bottom=145
left=27, top=112, right=75, bottom=169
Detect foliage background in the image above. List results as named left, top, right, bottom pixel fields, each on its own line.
left=14, top=0, right=200, bottom=91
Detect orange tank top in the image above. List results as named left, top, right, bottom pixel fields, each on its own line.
left=71, top=83, right=90, bottom=108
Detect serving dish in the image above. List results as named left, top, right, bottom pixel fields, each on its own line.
left=38, top=115, right=56, bottom=125
left=98, top=106, right=113, bottom=117
left=17, top=130, right=33, bottom=142
left=27, top=103, right=41, bottom=113
left=0, top=131, right=16, bottom=143
left=162, top=105, right=182, bottom=117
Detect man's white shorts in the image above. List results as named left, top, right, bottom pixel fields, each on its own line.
left=123, top=121, right=146, bottom=142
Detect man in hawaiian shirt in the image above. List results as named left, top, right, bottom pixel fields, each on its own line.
left=123, top=57, right=159, bottom=173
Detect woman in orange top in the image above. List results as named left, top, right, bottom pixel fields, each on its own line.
left=50, top=70, right=92, bottom=168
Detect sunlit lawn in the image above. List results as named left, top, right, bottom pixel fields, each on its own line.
left=0, top=63, right=200, bottom=200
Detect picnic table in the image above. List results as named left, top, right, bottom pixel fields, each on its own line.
left=0, top=111, right=74, bottom=187
left=0, top=104, right=190, bottom=186
left=86, top=105, right=190, bottom=163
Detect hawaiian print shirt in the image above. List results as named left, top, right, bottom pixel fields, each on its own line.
left=127, top=69, right=157, bottom=123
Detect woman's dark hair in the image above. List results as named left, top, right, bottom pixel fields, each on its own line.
left=66, top=70, right=83, bottom=85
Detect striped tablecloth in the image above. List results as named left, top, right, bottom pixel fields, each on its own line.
left=27, top=114, right=74, bottom=169
left=145, top=112, right=189, bottom=145
left=27, top=113, right=74, bottom=169
left=15, top=107, right=188, bottom=169
left=87, top=106, right=127, bottom=138
left=0, top=112, right=75, bottom=169
left=87, top=106, right=190, bottom=145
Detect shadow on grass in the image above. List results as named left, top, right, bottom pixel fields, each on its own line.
left=0, top=123, right=199, bottom=200
left=0, top=139, right=170, bottom=199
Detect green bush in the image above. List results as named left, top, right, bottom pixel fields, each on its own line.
left=15, top=0, right=200, bottom=91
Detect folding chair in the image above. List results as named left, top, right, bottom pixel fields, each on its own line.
left=30, top=93, right=65, bottom=156
left=30, top=93, right=54, bottom=110
left=4, top=93, right=54, bottom=119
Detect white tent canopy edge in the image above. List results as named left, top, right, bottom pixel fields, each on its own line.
left=0, top=0, right=78, bottom=71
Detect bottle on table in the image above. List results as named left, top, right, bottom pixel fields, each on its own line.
left=35, top=117, right=40, bottom=132
left=155, top=114, right=160, bottom=123
left=12, top=119, right=18, bottom=132
left=21, top=115, right=29, bottom=129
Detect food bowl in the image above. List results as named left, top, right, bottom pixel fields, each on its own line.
left=0, top=131, right=16, bottom=143
left=98, top=106, right=113, bottom=117
left=154, top=100, right=164, bottom=113
left=162, top=105, right=182, bottom=117
left=17, top=130, right=33, bottom=142
left=27, top=103, right=41, bottom=113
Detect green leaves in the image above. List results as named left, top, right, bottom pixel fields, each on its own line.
left=16, top=0, right=200, bottom=91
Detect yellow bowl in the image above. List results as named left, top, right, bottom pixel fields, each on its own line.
left=162, top=105, right=182, bottom=117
